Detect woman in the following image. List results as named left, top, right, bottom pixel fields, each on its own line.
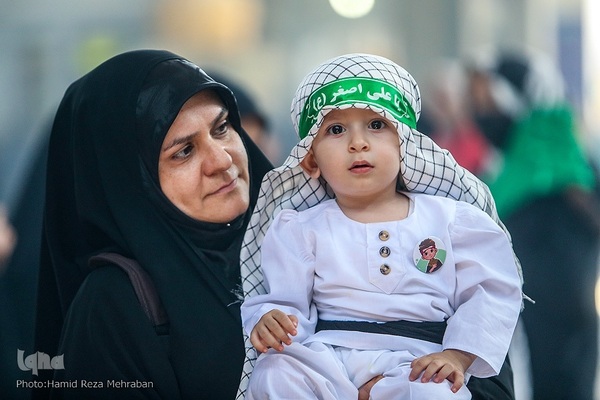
left=33, top=50, right=272, bottom=399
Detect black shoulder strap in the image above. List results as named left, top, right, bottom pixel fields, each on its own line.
left=89, top=252, right=169, bottom=335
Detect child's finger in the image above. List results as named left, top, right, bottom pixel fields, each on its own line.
left=261, top=316, right=293, bottom=345
left=419, top=364, right=438, bottom=383
left=288, top=314, right=299, bottom=329
left=445, top=370, right=465, bottom=393
left=451, top=379, right=464, bottom=394
left=249, top=330, right=269, bottom=353
left=258, top=322, right=289, bottom=349
left=408, top=356, right=428, bottom=381
left=272, top=313, right=298, bottom=337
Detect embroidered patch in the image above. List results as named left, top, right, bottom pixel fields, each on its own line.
left=413, top=237, right=446, bottom=273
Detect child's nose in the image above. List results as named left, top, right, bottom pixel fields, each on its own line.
left=349, top=130, right=369, bottom=152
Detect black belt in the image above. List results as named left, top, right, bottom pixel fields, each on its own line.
left=315, top=319, right=447, bottom=345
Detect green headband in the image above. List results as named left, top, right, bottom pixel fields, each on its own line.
left=298, top=77, right=417, bottom=139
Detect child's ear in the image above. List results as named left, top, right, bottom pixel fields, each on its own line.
left=300, top=150, right=321, bottom=180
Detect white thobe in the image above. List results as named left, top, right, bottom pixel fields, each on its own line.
left=241, top=193, right=522, bottom=399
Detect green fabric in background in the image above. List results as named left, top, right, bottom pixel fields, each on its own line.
left=486, top=105, right=596, bottom=218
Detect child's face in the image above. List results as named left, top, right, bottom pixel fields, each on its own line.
left=302, top=108, right=401, bottom=201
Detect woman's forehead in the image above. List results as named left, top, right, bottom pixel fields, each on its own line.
left=181, top=89, right=223, bottom=110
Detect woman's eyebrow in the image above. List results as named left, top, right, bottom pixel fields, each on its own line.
left=212, top=107, right=228, bottom=128
left=162, top=133, right=197, bottom=152
left=162, top=107, right=228, bottom=152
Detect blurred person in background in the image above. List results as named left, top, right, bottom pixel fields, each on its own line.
left=419, top=60, right=494, bottom=178
left=208, top=71, right=281, bottom=164
left=0, top=130, right=47, bottom=400
left=0, top=205, right=16, bottom=271
left=466, top=48, right=600, bottom=400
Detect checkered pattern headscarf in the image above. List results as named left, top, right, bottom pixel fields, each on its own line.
left=236, top=53, right=520, bottom=398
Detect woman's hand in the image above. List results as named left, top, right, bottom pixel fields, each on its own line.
left=409, top=349, right=476, bottom=393
left=250, top=309, right=298, bottom=353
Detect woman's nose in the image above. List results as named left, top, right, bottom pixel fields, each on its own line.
left=202, top=141, right=233, bottom=175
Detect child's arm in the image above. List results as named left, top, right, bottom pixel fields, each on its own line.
left=409, top=349, right=476, bottom=393
left=241, top=210, right=317, bottom=346
left=446, top=203, right=522, bottom=377
left=250, top=309, right=299, bottom=353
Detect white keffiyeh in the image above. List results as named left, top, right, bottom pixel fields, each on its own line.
left=236, top=53, right=522, bottom=398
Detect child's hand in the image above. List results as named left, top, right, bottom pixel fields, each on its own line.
left=250, top=309, right=299, bottom=353
left=409, top=349, right=476, bottom=393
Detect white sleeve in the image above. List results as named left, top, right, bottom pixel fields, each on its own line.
left=443, top=203, right=522, bottom=378
left=240, top=209, right=318, bottom=343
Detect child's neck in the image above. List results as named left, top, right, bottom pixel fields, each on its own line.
left=335, top=191, right=410, bottom=223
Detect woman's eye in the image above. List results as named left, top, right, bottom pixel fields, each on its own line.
left=173, top=144, right=193, bottom=160
left=326, top=124, right=345, bottom=135
left=369, top=119, right=386, bottom=130
left=214, top=120, right=230, bottom=137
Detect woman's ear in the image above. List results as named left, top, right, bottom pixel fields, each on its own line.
left=300, top=150, right=321, bottom=180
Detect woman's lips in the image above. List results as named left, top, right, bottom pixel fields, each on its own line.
left=212, top=178, right=237, bottom=195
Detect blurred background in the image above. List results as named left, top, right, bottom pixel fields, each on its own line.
left=1, top=0, right=599, bottom=399
left=1, top=0, right=598, bottom=177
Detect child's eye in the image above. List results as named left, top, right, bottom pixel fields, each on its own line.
left=369, top=119, right=387, bottom=130
left=326, top=124, right=345, bottom=135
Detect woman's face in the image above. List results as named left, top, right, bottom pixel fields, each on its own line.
left=159, top=90, right=250, bottom=223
